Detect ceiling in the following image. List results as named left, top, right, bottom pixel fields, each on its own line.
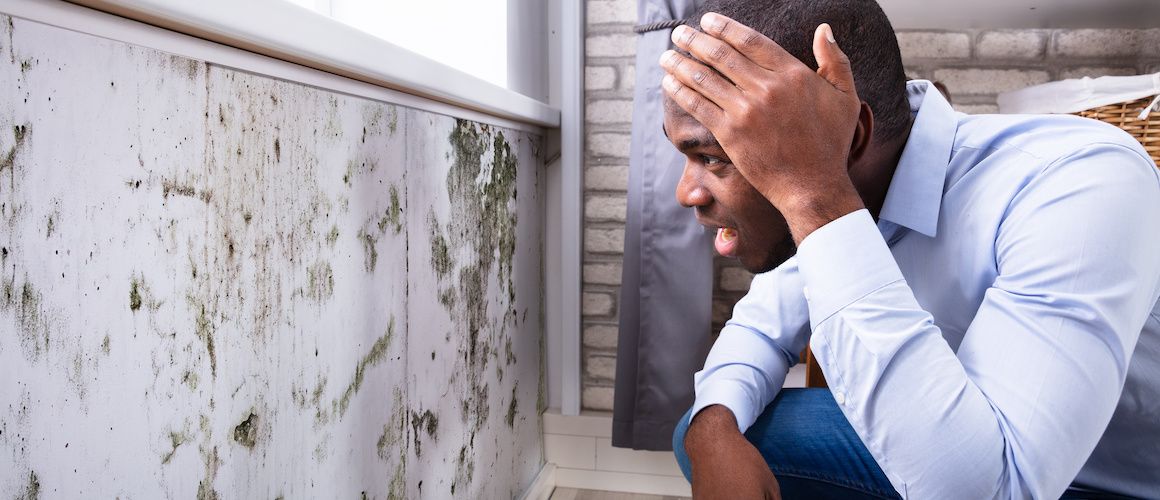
left=878, top=0, right=1160, bottom=29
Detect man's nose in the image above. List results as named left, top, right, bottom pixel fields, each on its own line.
left=675, top=164, right=711, bottom=208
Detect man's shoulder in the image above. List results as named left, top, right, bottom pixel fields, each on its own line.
left=952, top=112, right=1151, bottom=168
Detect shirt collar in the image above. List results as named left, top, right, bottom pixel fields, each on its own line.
left=877, top=80, right=957, bottom=238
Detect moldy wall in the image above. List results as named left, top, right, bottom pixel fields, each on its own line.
left=0, top=14, right=545, bottom=499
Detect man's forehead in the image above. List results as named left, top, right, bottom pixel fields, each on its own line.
left=661, top=96, right=714, bottom=143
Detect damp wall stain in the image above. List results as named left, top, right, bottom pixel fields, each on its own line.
left=0, top=12, right=542, bottom=500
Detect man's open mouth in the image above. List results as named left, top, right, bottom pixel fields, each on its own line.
left=715, top=227, right=739, bottom=257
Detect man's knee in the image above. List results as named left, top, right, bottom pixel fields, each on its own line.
left=672, top=407, right=694, bottom=482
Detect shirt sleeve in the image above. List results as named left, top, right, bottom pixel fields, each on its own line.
left=798, top=144, right=1160, bottom=498
left=691, top=257, right=812, bottom=432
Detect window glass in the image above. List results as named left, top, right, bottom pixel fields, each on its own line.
left=283, top=0, right=508, bottom=88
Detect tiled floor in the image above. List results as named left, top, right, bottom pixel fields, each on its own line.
left=549, top=487, right=690, bottom=500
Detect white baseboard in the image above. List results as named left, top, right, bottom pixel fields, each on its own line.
left=520, top=463, right=558, bottom=500
left=541, top=409, right=692, bottom=497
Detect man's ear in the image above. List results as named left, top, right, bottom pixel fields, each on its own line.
left=847, top=101, right=874, bottom=168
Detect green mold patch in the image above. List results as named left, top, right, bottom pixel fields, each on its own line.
left=326, top=225, right=340, bottom=247
left=161, top=430, right=187, bottom=465
left=357, top=228, right=378, bottom=273
left=129, top=278, right=143, bottom=311
left=377, top=387, right=408, bottom=460
left=3, top=277, right=50, bottom=361
left=161, top=179, right=212, bottom=203
left=306, top=260, right=334, bottom=301
left=333, top=318, right=395, bottom=419
left=188, top=297, right=217, bottom=378
left=233, top=412, right=258, bottom=449
left=377, top=185, right=404, bottom=235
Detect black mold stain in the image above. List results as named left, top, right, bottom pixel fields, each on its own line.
left=233, top=413, right=258, bottom=449
left=20, top=470, right=39, bottom=500
left=333, top=318, right=395, bottom=419
left=505, top=382, right=518, bottom=428
left=129, top=277, right=142, bottom=311
left=409, top=408, right=438, bottom=457
left=191, top=300, right=217, bottom=378
left=2, top=124, right=29, bottom=175
left=273, top=137, right=281, bottom=163
left=196, top=446, right=220, bottom=500
left=326, top=225, right=340, bottom=247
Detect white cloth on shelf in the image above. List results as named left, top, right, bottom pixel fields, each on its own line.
left=997, top=72, right=1160, bottom=119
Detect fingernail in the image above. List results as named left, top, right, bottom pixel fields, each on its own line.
left=672, top=25, right=687, bottom=43
left=659, top=50, right=674, bottom=66
left=701, top=12, right=721, bottom=31
left=824, top=24, right=836, bottom=44
left=662, top=73, right=676, bottom=91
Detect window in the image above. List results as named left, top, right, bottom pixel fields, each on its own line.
left=283, top=0, right=509, bottom=89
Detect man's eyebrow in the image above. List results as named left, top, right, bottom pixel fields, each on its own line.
left=678, top=134, right=719, bottom=152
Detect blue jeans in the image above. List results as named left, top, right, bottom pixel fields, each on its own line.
left=673, top=389, right=900, bottom=499
left=673, top=389, right=1140, bottom=499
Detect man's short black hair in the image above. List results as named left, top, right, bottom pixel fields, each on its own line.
left=687, top=0, right=911, bottom=144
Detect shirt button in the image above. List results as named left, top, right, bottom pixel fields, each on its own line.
left=834, top=391, right=846, bottom=405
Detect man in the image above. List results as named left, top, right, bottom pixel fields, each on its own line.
left=659, top=0, right=1160, bottom=498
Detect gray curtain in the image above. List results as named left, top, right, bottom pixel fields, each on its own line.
left=612, top=0, right=713, bottom=451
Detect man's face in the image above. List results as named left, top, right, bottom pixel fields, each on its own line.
left=664, top=101, right=796, bottom=273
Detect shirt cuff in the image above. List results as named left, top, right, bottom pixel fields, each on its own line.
left=796, top=209, right=905, bottom=329
left=690, top=372, right=771, bottom=433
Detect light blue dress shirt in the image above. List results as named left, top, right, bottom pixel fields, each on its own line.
left=692, top=81, right=1160, bottom=499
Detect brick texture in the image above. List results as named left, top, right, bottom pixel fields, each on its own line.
left=896, top=31, right=971, bottom=60
left=976, top=31, right=1047, bottom=60
left=578, top=9, right=1160, bottom=410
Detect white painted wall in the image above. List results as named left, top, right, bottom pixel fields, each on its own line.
left=0, top=13, right=543, bottom=499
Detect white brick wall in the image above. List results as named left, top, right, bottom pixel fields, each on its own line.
left=932, top=68, right=1051, bottom=95
left=587, top=132, right=632, bottom=158
left=586, top=34, right=637, bottom=58
left=585, top=165, right=629, bottom=191
left=976, top=31, right=1047, bottom=60
left=579, top=6, right=1160, bottom=410
left=586, top=99, right=635, bottom=124
left=1053, top=29, right=1160, bottom=58
left=896, top=31, right=971, bottom=60
left=587, top=0, right=636, bottom=25
left=586, top=66, right=617, bottom=91
left=584, top=262, right=624, bottom=286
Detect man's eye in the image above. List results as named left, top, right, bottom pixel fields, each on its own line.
left=701, top=155, right=727, bottom=166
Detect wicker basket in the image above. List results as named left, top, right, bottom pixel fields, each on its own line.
left=1073, top=95, right=1160, bottom=168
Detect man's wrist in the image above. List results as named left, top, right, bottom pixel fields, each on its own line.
left=775, top=181, right=865, bottom=245
left=686, top=405, right=744, bottom=453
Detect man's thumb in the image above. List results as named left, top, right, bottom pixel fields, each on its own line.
left=813, top=23, right=855, bottom=95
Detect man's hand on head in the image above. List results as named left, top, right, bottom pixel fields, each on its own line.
left=686, top=405, right=781, bottom=500
left=659, top=13, right=866, bottom=244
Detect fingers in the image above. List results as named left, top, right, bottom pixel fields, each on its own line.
left=659, top=49, right=741, bottom=111
left=661, top=71, right=724, bottom=130
left=812, top=23, right=857, bottom=95
left=670, top=24, right=761, bottom=89
left=697, top=12, right=796, bottom=71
